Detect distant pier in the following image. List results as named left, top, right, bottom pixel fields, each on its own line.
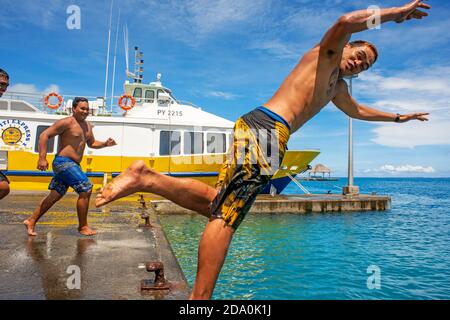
left=150, top=194, right=391, bottom=215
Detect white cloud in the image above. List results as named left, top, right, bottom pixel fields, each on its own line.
left=379, top=77, right=448, bottom=93
left=284, top=6, right=342, bottom=37
left=248, top=40, right=301, bottom=60
left=0, top=0, right=64, bottom=29
left=365, top=19, right=450, bottom=54
left=365, top=164, right=436, bottom=174
left=205, top=91, right=238, bottom=100
left=8, top=83, right=61, bottom=95
left=359, top=67, right=450, bottom=102
left=133, top=0, right=272, bottom=44
left=247, top=4, right=343, bottom=60
left=186, top=0, right=271, bottom=35
left=355, top=66, right=450, bottom=148
left=371, top=122, right=450, bottom=148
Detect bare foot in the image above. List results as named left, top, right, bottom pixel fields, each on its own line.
left=95, top=162, right=149, bottom=207
left=78, top=226, right=97, bottom=236
left=23, top=219, right=37, bottom=236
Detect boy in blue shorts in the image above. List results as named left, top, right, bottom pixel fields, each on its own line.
left=24, top=97, right=116, bottom=236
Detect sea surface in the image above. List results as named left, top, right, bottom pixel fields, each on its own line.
left=158, top=178, right=450, bottom=300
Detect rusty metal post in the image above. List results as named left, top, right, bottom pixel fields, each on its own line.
left=138, top=195, right=152, bottom=228
left=141, top=262, right=170, bottom=291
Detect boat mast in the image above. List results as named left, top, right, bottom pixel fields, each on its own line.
left=134, top=47, right=144, bottom=84
left=110, top=8, right=121, bottom=113
left=124, top=25, right=144, bottom=84
left=103, top=0, right=114, bottom=108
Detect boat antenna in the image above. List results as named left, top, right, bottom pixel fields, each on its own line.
left=110, top=8, right=121, bottom=113
left=124, top=24, right=136, bottom=79
left=103, top=0, right=114, bottom=108
left=124, top=26, right=144, bottom=83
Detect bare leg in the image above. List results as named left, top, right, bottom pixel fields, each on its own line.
left=0, top=181, right=9, bottom=200
left=189, top=218, right=235, bottom=300
left=95, top=160, right=217, bottom=217
left=24, top=190, right=63, bottom=236
left=77, top=190, right=97, bottom=236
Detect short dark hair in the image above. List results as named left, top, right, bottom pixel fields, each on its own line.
left=72, top=97, right=89, bottom=109
left=349, top=40, right=379, bottom=63
left=0, top=68, right=9, bottom=80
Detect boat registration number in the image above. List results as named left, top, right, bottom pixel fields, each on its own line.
left=157, top=110, right=184, bottom=117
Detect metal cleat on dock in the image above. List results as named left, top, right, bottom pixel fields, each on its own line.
left=141, top=261, right=170, bottom=291
left=138, top=195, right=152, bottom=228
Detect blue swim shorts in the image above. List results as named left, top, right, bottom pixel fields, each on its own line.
left=0, top=171, right=9, bottom=184
left=49, top=155, right=93, bottom=196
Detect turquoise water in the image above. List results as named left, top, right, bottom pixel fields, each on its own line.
left=158, top=178, right=450, bottom=300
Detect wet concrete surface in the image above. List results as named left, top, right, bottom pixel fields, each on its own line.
left=0, top=191, right=189, bottom=300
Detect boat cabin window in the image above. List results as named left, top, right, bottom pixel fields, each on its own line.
left=133, top=88, right=142, bottom=103
left=184, top=132, right=203, bottom=155
left=207, top=133, right=226, bottom=154
left=145, top=90, right=155, bottom=103
left=159, top=131, right=181, bottom=156
left=11, top=101, right=37, bottom=112
left=157, top=89, right=174, bottom=105
left=0, top=101, right=37, bottom=112
left=34, top=126, right=55, bottom=154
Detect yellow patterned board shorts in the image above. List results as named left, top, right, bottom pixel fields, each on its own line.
left=210, top=106, right=290, bottom=230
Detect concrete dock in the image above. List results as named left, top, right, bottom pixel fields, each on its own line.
left=150, top=194, right=391, bottom=215
left=0, top=192, right=189, bottom=300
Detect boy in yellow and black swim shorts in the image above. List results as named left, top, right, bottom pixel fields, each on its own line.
left=210, top=106, right=290, bottom=229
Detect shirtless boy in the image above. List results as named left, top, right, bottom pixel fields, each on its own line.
left=96, top=1, right=431, bottom=298
left=24, top=97, right=116, bottom=236
left=0, top=68, right=11, bottom=200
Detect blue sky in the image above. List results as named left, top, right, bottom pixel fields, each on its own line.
left=1, top=0, right=449, bottom=177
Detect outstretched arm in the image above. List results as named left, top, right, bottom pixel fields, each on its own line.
left=320, top=1, right=431, bottom=54
left=332, top=80, right=429, bottom=123
left=88, top=138, right=117, bottom=149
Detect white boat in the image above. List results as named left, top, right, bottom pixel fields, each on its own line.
left=0, top=46, right=319, bottom=195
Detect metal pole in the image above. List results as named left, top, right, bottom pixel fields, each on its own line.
left=110, top=9, right=121, bottom=114
left=103, top=0, right=114, bottom=108
left=348, top=77, right=354, bottom=187
left=343, top=75, right=359, bottom=195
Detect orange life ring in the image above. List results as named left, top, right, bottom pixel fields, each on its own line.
left=118, top=94, right=136, bottom=111
left=44, top=92, right=63, bottom=110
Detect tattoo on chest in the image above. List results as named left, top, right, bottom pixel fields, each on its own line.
left=327, top=67, right=339, bottom=97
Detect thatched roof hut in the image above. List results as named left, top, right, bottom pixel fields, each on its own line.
left=309, top=164, right=332, bottom=178
left=311, top=164, right=331, bottom=173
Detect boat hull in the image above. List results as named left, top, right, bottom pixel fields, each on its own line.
left=4, top=150, right=319, bottom=194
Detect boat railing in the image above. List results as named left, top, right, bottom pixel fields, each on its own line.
left=177, top=100, right=201, bottom=108
left=1, top=92, right=203, bottom=117
left=0, top=92, right=47, bottom=112
left=0, top=91, right=117, bottom=116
